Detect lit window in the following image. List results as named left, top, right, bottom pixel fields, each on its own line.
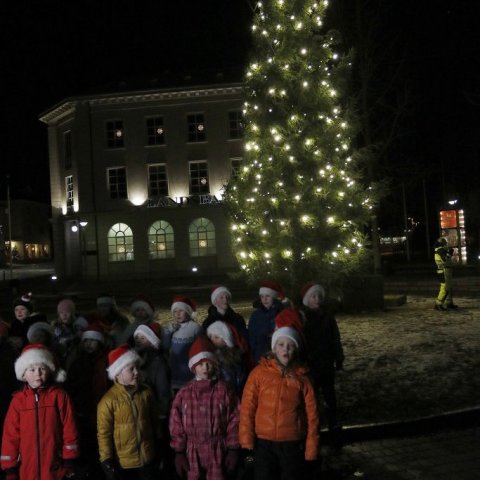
left=228, top=111, right=244, bottom=139
left=107, top=167, right=128, bottom=199
left=107, top=223, right=134, bottom=262
left=106, top=120, right=124, bottom=148
left=65, top=175, right=74, bottom=213
left=146, top=117, right=165, bottom=145
left=148, top=164, right=169, bottom=197
left=148, top=220, right=175, bottom=259
left=187, top=113, right=206, bottom=142
left=189, top=217, right=216, bottom=257
left=189, top=161, right=209, bottom=195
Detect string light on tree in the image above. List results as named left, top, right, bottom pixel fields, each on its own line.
left=224, top=0, right=377, bottom=289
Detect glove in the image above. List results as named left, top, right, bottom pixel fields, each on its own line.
left=101, top=459, right=118, bottom=480
left=224, top=449, right=239, bottom=473
left=174, top=451, right=189, bottom=478
left=243, top=449, right=254, bottom=468
left=5, top=471, right=19, bottom=480
left=62, top=459, right=76, bottom=478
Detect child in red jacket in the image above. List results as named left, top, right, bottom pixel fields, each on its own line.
left=240, top=322, right=319, bottom=480
left=169, top=336, right=240, bottom=480
left=1, top=343, right=79, bottom=480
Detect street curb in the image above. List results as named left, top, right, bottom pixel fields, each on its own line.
left=326, top=406, right=480, bottom=444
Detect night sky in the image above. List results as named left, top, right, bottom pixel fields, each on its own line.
left=2, top=0, right=480, bottom=234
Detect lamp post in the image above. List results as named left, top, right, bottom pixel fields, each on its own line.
left=79, top=221, right=88, bottom=276
left=6, top=175, right=13, bottom=280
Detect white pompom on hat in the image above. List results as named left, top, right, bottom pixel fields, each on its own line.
left=171, top=295, right=197, bottom=319
left=210, top=286, right=231, bottom=306
left=14, top=292, right=34, bottom=312
left=206, top=321, right=234, bottom=347
left=107, top=344, right=141, bottom=381
left=134, top=323, right=161, bottom=349
left=301, top=283, right=326, bottom=307
left=271, top=326, right=300, bottom=351
left=188, top=336, right=217, bottom=372
left=15, top=343, right=66, bottom=382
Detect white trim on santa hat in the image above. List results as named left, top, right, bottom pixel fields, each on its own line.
left=207, top=321, right=234, bottom=347
left=188, top=351, right=217, bottom=371
left=107, top=349, right=141, bottom=381
left=171, top=301, right=194, bottom=318
left=82, top=330, right=104, bottom=344
left=271, top=326, right=300, bottom=350
left=302, top=284, right=326, bottom=306
left=131, top=299, right=154, bottom=318
left=259, top=287, right=278, bottom=298
left=134, top=324, right=160, bottom=349
left=15, top=345, right=66, bottom=382
left=211, top=286, right=231, bottom=306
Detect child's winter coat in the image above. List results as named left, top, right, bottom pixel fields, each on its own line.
left=239, top=356, right=319, bottom=460
left=1, top=384, right=79, bottom=480
left=169, top=378, right=240, bottom=479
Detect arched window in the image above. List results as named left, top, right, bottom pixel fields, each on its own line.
left=148, top=220, right=175, bottom=259
left=107, top=223, right=134, bottom=262
left=189, top=217, right=216, bottom=256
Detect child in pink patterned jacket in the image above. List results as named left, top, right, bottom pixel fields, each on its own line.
left=169, top=336, right=240, bottom=480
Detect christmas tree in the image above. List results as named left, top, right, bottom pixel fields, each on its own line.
left=224, top=0, right=377, bottom=290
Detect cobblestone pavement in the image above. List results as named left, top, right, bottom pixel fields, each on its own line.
left=322, top=425, right=480, bottom=479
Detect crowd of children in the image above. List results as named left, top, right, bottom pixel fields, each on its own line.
left=0, top=281, right=344, bottom=480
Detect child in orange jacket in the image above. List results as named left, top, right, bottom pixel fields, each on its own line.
left=240, top=322, right=319, bottom=480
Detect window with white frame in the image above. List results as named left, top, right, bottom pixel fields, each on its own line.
left=107, top=167, right=128, bottom=199
left=189, top=217, right=216, bottom=256
left=106, top=120, right=124, bottom=148
left=189, top=161, right=209, bottom=195
left=231, top=158, right=242, bottom=179
left=187, top=113, right=206, bottom=142
left=228, top=110, right=244, bottom=139
left=65, top=175, right=74, bottom=213
left=107, top=223, right=134, bottom=262
left=148, top=220, right=175, bottom=259
left=64, top=131, right=72, bottom=169
left=148, top=164, right=169, bottom=197
left=146, top=117, right=165, bottom=145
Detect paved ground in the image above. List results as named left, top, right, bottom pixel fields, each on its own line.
left=323, top=425, right=480, bottom=479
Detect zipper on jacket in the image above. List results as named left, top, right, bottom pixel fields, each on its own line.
left=34, top=391, right=42, bottom=480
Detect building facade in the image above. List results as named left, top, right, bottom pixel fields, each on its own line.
left=0, top=200, right=52, bottom=266
left=40, top=83, right=244, bottom=280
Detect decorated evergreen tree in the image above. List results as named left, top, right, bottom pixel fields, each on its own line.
left=224, top=0, right=377, bottom=290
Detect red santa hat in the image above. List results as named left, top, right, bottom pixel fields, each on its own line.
left=131, top=294, right=155, bottom=318
left=271, top=326, right=301, bottom=351
left=15, top=343, right=66, bottom=382
left=107, top=344, right=141, bottom=380
left=27, top=321, right=54, bottom=343
left=301, top=283, right=326, bottom=306
left=188, top=336, right=217, bottom=371
left=81, top=322, right=105, bottom=344
left=275, top=308, right=304, bottom=333
left=171, top=295, right=197, bottom=319
left=210, top=285, right=232, bottom=305
left=206, top=321, right=235, bottom=347
left=134, top=322, right=162, bottom=349
left=259, top=280, right=285, bottom=300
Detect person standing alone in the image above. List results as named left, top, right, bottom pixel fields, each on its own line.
left=434, top=237, right=458, bottom=311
